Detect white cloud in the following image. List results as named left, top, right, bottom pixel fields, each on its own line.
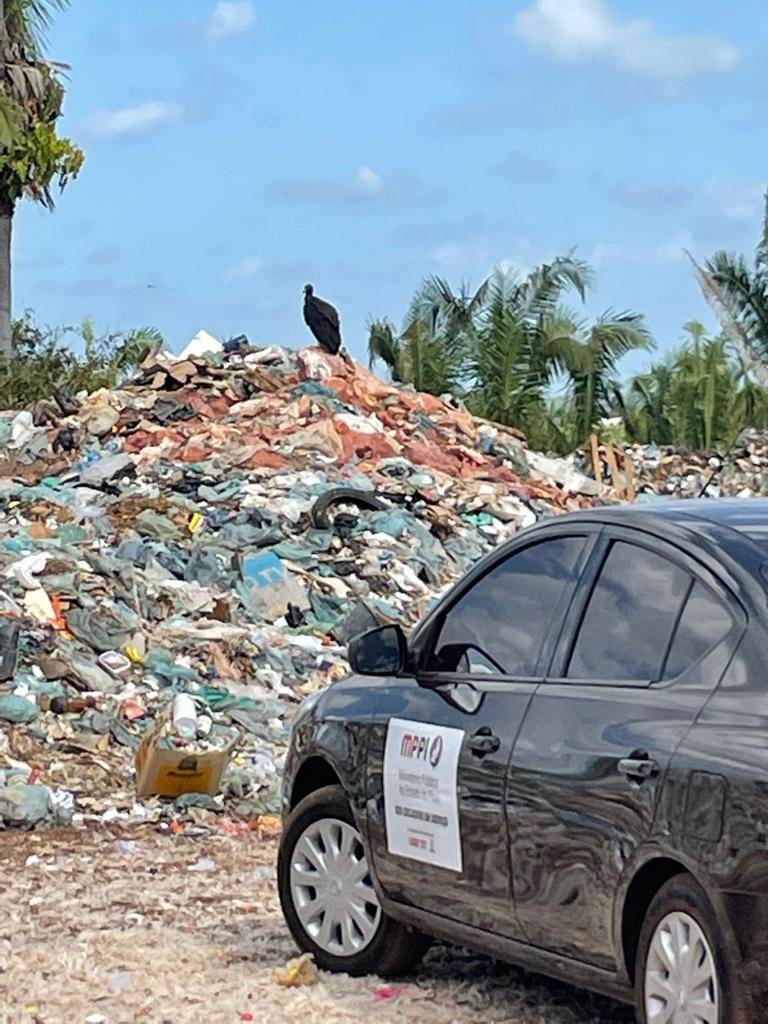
left=270, top=165, right=390, bottom=204
left=208, top=1, right=256, bottom=40
left=592, top=230, right=693, bottom=267
left=513, top=0, right=739, bottom=81
left=355, top=165, right=385, bottom=194
left=430, top=241, right=531, bottom=278
left=226, top=255, right=264, bottom=281
left=431, top=243, right=467, bottom=268
left=86, top=101, right=184, bottom=138
left=704, top=179, right=764, bottom=222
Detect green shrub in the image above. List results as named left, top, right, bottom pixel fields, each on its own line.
left=0, top=312, right=163, bottom=408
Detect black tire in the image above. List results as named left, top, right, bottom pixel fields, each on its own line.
left=309, top=488, right=387, bottom=529
left=634, top=874, right=750, bottom=1024
left=278, top=784, right=430, bottom=976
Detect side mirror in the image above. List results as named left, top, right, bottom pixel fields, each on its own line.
left=348, top=624, right=408, bottom=677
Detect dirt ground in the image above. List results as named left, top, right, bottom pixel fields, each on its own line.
left=0, top=826, right=636, bottom=1024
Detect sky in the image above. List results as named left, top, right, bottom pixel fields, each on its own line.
left=13, top=0, right=768, bottom=375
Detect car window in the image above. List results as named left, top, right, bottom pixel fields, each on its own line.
left=567, top=540, right=690, bottom=682
left=429, top=536, right=586, bottom=676
left=662, top=583, right=733, bottom=680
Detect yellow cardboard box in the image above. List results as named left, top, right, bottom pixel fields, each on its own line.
left=135, top=723, right=231, bottom=799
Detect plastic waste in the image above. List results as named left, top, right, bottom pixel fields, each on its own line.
left=98, top=651, right=132, bottom=677
left=0, top=694, right=38, bottom=723
left=175, top=329, right=223, bottom=360
left=107, top=972, right=134, bottom=995
left=272, top=953, right=319, bottom=988
left=172, top=692, right=198, bottom=740
left=0, top=617, right=20, bottom=681
left=0, top=784, right=51, bottom=828
left=188, top=857, right=216, bottom=872
left=4, top=552, right=49, bottom=589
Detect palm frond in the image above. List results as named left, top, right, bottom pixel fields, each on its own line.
left=689, top=249, right=768, bottom=389
left=367, top=318, right=402, bottom=379
left=757, top=190, right=768, bottom=276
left=535, top=310, right=586, bottom=378
left=514, top=252, right=593, bottom=318
left=0, top=88, right=22, bottom=145
left=588, top=309, right=654, bottom=360
left=2, top=0, right=68, bottom=55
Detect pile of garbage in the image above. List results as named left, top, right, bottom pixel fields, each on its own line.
left=0, top=334, right=606, bottom=829
left=620, top=433, right=768, bottom=498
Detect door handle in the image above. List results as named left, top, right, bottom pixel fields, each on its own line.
left=618, top=753, right=659, bottom=782
left=468, top=727, right=500, bottom=756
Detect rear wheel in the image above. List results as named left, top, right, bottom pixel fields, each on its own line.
left=634, top=875, right=749, bottom=1024
left=278, top=784, right=430, bottom=976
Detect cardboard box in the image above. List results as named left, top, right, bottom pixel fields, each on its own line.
left=135, top=724, right=231, bottom=799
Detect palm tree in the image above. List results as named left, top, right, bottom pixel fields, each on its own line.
left=565, top=310, right=652, bottom=445
left=690, top=191, right=768, bottom=389
left=0, top=0, right=84, bottom=356
left=469, top=262, right=649, bottom=450
left=367, top=309, right=457, bottom=395
left=367, top=318, right=403, bottom=382
left=368, top=275, right=490, bottom=392
left=368, top=255, right=652, bottom=452
left=369, top=255, right=592, bottom=399
left=467, top=263, right=591, bottom=435
left=624, top=322, right=768, bottom=449
left=407, top=275, right=489, bottom=375
left=624, top=362, right=677, bottom=445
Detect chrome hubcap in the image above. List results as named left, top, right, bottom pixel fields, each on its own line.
left=645, top=911, right=719, bottom=1024
left=290, top=817, right=381, bottom=957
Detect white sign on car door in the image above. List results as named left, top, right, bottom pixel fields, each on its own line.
left=383, top=717, right=464, bottom=872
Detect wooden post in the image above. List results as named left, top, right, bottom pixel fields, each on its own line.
left=604, top=444, right=622, bottom=499
left=624, top=451, right=636, bottom=503
left=589, top=433, right=602, bottom=485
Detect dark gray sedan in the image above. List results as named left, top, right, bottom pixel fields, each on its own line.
left=278, top=499, right=768, bottom=1024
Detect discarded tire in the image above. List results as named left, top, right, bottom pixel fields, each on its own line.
left=310, top=488, right=387, bottom=529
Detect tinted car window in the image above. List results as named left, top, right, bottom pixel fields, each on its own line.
left=430, top=536, right=585, bottom=676
left=662, top=583, right=733, bottom=680
left=568, top=541, right=690, bottom=682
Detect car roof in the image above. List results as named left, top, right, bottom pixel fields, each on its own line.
left=527, top=498, right=768, bottom=602
left=409, top=498, right=768, bottom=654
left=564, top=498, right=768, bottom=546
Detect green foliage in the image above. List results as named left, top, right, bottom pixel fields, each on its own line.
left=3, top=0, right=70, bottom=53
left=467, top=269, right=562, bottom=436
left=0, top=0, right=84, bottom=210
left=691, top=193, right=768, bottom=389
left=368, top=256, right=650, bottom=452
left=0, top=311, right=162, bottom=407
left=563, top=309, right=652, bottom=449
left=368, top=275, right=488, bottom=395
left=0, top=117, right=83, bottom=207
left=367, top=319, right=403, bottom=382
left=624, top=322, right=768, bottom=450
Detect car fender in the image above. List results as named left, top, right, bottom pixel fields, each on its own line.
left=282, top=710, right=372, bottom=840
left=612, top=838, right=747, bottom=980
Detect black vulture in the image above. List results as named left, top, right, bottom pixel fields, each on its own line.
left=303, top=284, right=342, bottom=355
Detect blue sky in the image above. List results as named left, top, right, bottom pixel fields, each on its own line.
left=14, top=0, right=768, bottom=374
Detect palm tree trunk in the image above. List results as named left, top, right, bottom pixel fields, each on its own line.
left=0, top=198, right=11, bottom=360
left=0, top=198, right=12, bottom=359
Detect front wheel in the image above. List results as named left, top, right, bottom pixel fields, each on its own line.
left=634, top=875, right=750, bottom=1024
left=277, top=784, right=430, bottom=976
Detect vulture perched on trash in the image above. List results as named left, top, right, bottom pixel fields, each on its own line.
left=303, top=284, right=342, bottom=355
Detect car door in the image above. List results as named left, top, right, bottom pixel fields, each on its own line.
left=365, top=527, right=598, bottom=938
left=507, top=527, right=743, bottom=969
